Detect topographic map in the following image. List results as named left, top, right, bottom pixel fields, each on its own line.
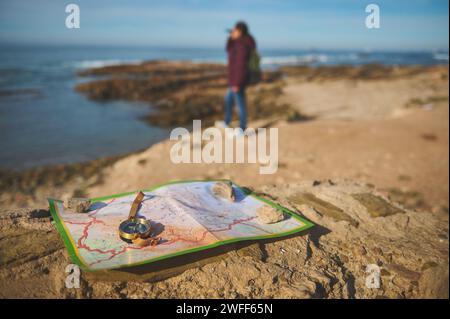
left=48, top=180, right=313, bottom=270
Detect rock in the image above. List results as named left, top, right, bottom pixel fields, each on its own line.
left=419, top=263, right=449, bottom=298
left=1, top=179, right=448, bottom=298
left=373, top=247, right=383, bottom=256
left=387, top=263, right=421, bottom=281
left=0, top=228, right=64, bottom=268
left=256, top=205, right=284, bottom=224
left=312, top=180, right=321, bottom=186
left=297, top=204, right=323, bottom=220
left=289, top=192, right=359, bottom=227
left=352, top=193, right=404, bottom=217
left=235, top=243, right=265, bottom=261
left=75, top=61, right=289, bottom=128
left=212, top=181, right=235, bottom=202
left=359, top=246, right=368, bottom=256
left=66, top=198, right=91, bottom=213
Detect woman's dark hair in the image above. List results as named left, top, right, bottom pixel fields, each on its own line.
left=235, top=21, right=249, bottom=36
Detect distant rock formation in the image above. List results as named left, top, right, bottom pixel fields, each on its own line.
left=75, top=60, right=293, bottom=128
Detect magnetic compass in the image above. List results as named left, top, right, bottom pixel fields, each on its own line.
left=118, top=191, right=152, bottom=243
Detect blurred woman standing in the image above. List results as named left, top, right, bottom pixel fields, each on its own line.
left=219, top=21, right=256, bottom=134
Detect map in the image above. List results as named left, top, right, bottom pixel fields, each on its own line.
left=48, top=180, right=313, bottom=271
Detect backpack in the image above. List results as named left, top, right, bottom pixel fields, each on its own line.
left=248, top=49, right=261, bottom=85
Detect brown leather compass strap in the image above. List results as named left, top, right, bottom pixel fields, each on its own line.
left=128, top=191, right=145, bottom=219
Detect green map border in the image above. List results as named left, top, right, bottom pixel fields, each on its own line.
left=48, top=179, right=314, bottom=271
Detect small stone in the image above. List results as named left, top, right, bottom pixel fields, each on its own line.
left=256, top=205, right=284, bottom=224
left=212, top=181, right=235, bottom=201
left=421, top=261, right=439, bottom=271
left=373, top=247, right=383, bottom=256
left=359, top=246, right=368, bottom=255
left=66, top=198, right=91, bottom=213
left=419, top=263, right=449, bottom=298
left=340, top=254, right=349, bottom=263
left=381, top=269, right=391, bottom=276
left=236, top=243, right=264, bottom=261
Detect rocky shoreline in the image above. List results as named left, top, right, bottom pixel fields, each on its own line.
left=76, top=61, right=437, bottom=128
left=0, top=62, right=447, bottom=298
left=76, top=60, right=300, bottom=128
left=0, top=155, right=125, bottom=210
left=1, top=63, right=447, bottom=210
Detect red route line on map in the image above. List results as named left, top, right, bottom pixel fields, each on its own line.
left=66, top=199, right=117, bottom=255
left=240, top=222, right=272, bottom=234
left=68, top=200, right=265, bottom=267
left=88, top=244, right=145, bottom=267
left=158, top=216, right=258, bottom=246
left=64, top=198, right=150, bottom=266
left=65, top=221, right=90, bottom=225
left=88, top=216, right=260, bottom=267
left=210, top=216, right=257, bottom=233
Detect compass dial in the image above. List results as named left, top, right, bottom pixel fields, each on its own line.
left=119, top=218, right=152, bottom=242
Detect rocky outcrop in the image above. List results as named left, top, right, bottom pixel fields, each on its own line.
left=279, top=64, right=446, bottom=82
left=0, top=180, right=447, bottom=298
left=75, top=60, right=300, bottom=128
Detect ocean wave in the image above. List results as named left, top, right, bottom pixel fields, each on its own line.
left=261, top=54, right=328, bottom=66
left=433, top=53, right=449, bottom=61
left=68, top=59, right=143, bottom=69
left=191, top=58, right=226, bottom=64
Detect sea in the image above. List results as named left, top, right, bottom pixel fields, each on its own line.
left=0, top=44, right=448, bottom=170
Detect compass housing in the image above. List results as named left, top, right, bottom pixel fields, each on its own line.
left=119, top=217, right=152, bottom=243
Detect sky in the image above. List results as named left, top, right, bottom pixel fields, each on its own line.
left=0, top=0, right=448, bottom=50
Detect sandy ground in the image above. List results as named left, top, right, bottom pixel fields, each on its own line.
left=87, top=67, right=449, bottom=212
left=0, top=65, right=448, bottom=298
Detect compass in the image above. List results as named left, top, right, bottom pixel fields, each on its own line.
left=118, top=191, right=152, bottom=243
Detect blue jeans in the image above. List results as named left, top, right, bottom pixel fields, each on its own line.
left=224, top=87, right=247, bottom=130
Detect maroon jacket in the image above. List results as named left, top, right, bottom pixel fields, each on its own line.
left=226, top=35, right=256, bottom=88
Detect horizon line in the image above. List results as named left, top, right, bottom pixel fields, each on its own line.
left=0, top=41, right=448, bottom=53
